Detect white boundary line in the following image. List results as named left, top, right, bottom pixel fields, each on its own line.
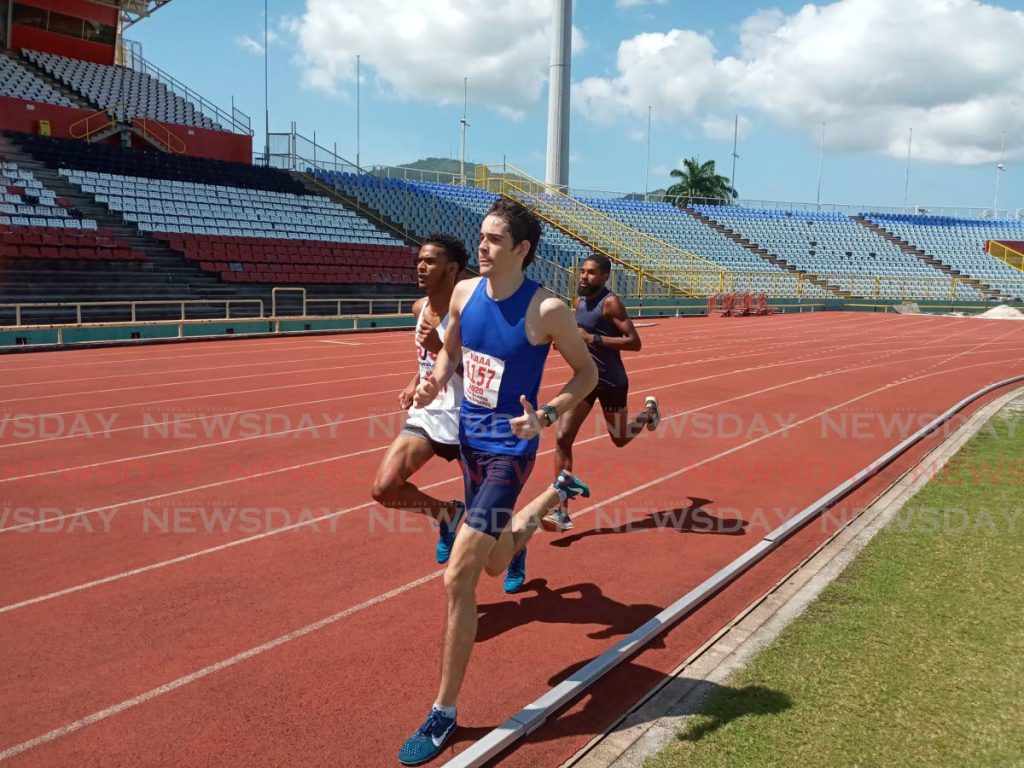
left=0, top=325, right=983, bottom=512
left=0, top=346, right=1015, bottom=761
left=441, top=370, right=1024, bottom=767
left=1, top=357, right=1020, bottom=762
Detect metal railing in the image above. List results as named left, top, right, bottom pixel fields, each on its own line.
left=0, top=298, right=265, bottom=327
left=69, top=109, right=116, bottom=140
left=132, top=117, right=187, bottom=154
left=0, top=293, right=433, bottom=329
left=987, top=241, right=1024, bottom=273
left=121, top=39, right=252, bottom=136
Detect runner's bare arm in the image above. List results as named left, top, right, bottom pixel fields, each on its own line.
left=539, top=296, right=598, bottom=415
left=413, top=278, right=475, bottom=407
left=599, top=294, right=642, bottom=352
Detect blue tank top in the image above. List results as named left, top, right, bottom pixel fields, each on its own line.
left=576, top=288, right=628, bottom=388
left=459, top=277, right=550, bottom=456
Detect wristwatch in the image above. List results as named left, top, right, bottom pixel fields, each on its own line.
left=540, top=404, right=558, bottom=427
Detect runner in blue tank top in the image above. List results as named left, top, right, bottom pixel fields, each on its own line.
left=398, top=199, right=598, bottom=766
left=543, top=254, right=662, bottom=532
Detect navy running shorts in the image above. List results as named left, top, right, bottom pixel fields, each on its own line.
left=460, top=446, right=536, bottom=539
left=584, top=383, right=629, bottom=412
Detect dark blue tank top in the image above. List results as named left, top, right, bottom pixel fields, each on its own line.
left=576, top=288, right=628, bottom=388
left=460, top=277, right=550, bottom=456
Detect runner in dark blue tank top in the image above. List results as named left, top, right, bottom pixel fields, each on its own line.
left=398, top=199, right=597, bottom=765
left=543, top=254, right=662, bottom=533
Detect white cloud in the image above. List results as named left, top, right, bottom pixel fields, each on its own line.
left=576, top=0, right=1024, bottom=165
left=287, top=0, right=584, bottom=113
left=701, top=114, right=752, bottom=142
left=235, top=29, right=279, bottom=56
left=616, top=0, right=667, bottom=7
left=236, top=34, right=264, bottom=56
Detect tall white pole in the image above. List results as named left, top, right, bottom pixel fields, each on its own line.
left=356, top=54, right=361, bottom=172
left=815, top=121, right=826, bottom=207
left=644, top=106, right=651, bottom=200
left=545, top=0, right=572, bottom=191
left=994, top=131, right=1006, bottom=215
left=731, top=113, right=739, bottom=199
left=460, top=77, right=469, bottom=186
left=268, top=0, right=272, bottom=165
left=903, top=127, right=913, bottom=212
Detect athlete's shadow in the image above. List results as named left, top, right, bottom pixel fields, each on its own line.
left=475, top=579, right=661, bottom=644
left=550, top=496, right=747, bottom=549
left=529, top=653, right=791, bottom=744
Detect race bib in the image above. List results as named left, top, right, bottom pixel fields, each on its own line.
left=462, top=347, right=505, bottom=409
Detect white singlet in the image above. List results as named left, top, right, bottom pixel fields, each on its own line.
left=404, top=302, right=462, bottom=445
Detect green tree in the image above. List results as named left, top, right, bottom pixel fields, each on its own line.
left=665, top=158, right=737, bottom=208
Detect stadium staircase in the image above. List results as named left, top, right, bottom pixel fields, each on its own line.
left=851, top=215, right=1001, bottom=300
left=684, top=206, right=851, bottom=299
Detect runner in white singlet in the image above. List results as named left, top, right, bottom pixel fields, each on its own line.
left=371, top=234, right=469, bottom=564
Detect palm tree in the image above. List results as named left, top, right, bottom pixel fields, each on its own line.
left=665, top=158, right=737, bottom=208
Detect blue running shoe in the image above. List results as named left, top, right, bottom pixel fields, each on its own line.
left=398, top=707, right=457, bottom=766
left=436, top=500, right=465, bottom=565
left=553, top=471, right=590, bottom=501
left=504, top=547, right=527, bottom=594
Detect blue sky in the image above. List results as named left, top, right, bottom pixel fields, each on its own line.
left=130, top=0, right=1023, bottom=213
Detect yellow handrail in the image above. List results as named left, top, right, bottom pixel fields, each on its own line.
left=987, top=240, right=1024, bottom=273
left=134, top=118, right=187, bottom=154
left=69, top=109, right=115, bottom=140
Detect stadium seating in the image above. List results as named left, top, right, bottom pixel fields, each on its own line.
left=865, top=213, right=1024, bottom=300
left=0, top=52, right=72, bottom=106
left=13, top=132, right=305, bottom=194
left=22, top=49, right=219, bottom=130
left=318, top=171, right=611, bottom=298
left=155, top=234, right=413, bottom=285
left=0, top=158, right=143, bottom=261
left=576, top=197, right=831, bottom=297
left=62, top=168, right=414, bottom=285
left=692, top=206, right=982, bottom=300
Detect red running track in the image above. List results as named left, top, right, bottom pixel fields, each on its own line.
left=1, top=312, right=1022, bottom=767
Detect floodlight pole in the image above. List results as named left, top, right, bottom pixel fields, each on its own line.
left=460, top=78, right=469, bottom=186
left=994, top=131, right=1006, bottom=215
left=731, top=113, right=740, bottom=199
left=644, top=106, right=652, bottom=200
left=903, top=127, right=913, bottom=212
left=545, top=0, right=572, bottom=192
left=268, top=0, right=272, bottom=166
left=815, top=121, right=826, bottom=208
left=356, top=54, right=361, bottom=173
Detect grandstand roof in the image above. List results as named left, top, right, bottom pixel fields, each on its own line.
left=91, top=0, right=174, bottom=30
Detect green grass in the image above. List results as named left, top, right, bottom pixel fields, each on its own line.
left=647, top=410, right=1024, bottom=768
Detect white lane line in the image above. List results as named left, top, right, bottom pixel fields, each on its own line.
left=0, top=569, right=445, bottom=763
left=0, top=323, right=988, bottom=529
left=3, top=342, right=1015, bottom=610
left=0, top=329, right=903, bottom=452
left=0, top=316, right=900, bottom=420
left=0, top=331, right=937, bottom=483
left=2, top=349, right=1019, bottom=761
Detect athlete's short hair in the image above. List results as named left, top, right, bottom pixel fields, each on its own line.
left=484, top=198, right=542, bottom=269
left=423, top=233, right=469, bottom=272
left=583, top=254, right=612, bottom=274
